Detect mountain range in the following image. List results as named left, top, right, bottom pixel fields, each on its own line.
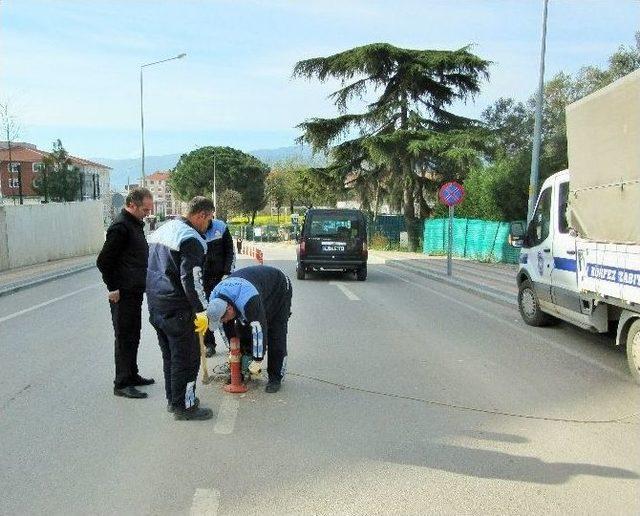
left=93, top=145, right=327, bottom=189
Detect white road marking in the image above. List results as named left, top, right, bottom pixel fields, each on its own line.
left=213, top=396, right=239, bottom=435
left=330, top=282, right=360, bottom=301
left=190, top=488, right=220, bottom=516
left=0, top=284, right=101, bottom=324
left=379, top=268, right=630, bottom=382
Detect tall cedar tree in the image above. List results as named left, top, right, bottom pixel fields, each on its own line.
left=294, top=43, right=490, bottom=250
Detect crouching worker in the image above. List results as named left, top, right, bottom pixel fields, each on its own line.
left=146, top=196, right=215, bottom=420
left=206, top=265, right=292, bottom=393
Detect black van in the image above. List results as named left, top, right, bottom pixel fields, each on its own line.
left=296, top=209, right=368, bottom=281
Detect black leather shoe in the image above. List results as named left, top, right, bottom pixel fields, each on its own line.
left=114, top=386, right=148, bottom=399
left=173, top=406, right=213, bottom=421
left=265, top=380, right=281, bottom=393
left=167, top=397, right=199, bottom=413
left=205, top=346, right=216, bottom=358
left=131, top=375, right=155, bottom=386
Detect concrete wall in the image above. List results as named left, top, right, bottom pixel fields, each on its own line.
left=0, top=201, right=104, bottom=271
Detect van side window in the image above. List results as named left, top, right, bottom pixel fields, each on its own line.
left=526, top=187, right=551, bottom=247
left=558, top=181, right=570, bottom=234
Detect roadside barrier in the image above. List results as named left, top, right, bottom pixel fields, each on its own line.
left=240, top=243, right=264, bottom=264
left=224, top=337, right=248, bottom=393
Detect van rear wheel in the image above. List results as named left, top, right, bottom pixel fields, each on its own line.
left=356, top=266, right=367, bottom=281
left=626, top=319, right=640, bottom=385
left=518, top=279, right=555, bottom=326
left=296, top=265, right=306, bottom=280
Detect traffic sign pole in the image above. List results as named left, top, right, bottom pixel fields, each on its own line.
left=438, top=181, right=465, bottom=278
left=447, top=205, right=453, bottom=276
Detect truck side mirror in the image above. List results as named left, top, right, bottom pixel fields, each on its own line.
left=508, top=221, right=526, bottom=248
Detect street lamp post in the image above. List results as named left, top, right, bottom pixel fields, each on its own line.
left=213, top=155, right=217, bottom=208
left=527, top=0, right=549, bottom=223
left=140, top=53, right=186, bottom=187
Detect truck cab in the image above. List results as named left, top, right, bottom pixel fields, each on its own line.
left=515, top=170, right=589, bottom=327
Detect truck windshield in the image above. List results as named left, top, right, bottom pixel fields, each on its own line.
left=526, top=187, right=552, bottom=247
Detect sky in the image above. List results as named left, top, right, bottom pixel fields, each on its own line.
left=1, top=0, right=638, bottom=160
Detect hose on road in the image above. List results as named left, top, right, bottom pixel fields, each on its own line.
left=287, top=372, right=639, bottom=425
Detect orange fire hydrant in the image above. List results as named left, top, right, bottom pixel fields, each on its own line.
left=224, top=337, right=248, bottom=393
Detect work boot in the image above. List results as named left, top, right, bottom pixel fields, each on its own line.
left=173, top=406, right=214, bottom=421
left=131, top=375, right=155, bottom=386
left=113, top=386, right=148, bottom=399
left=205, top=346, right=216, bottom=358
left=265, top=380, right=281, bottom=393
left=167, top=397, right=199, bottom=413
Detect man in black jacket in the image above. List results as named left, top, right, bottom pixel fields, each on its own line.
left=146, top=196, right=215, bottom=421
left=202, top=213, right=235, bottom=357
left=97, top=187, right=154, bottom=399
left=206, top=265, right=292, bottom=393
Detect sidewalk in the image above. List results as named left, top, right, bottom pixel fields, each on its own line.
left=0, top=254, right=97, bottom=296
left=369, top=250, right=518, bottom=308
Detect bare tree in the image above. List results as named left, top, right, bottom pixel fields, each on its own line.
left=0, top=102, right=22, bottom=204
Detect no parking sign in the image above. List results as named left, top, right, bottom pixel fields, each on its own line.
left=439, top=181, right=465, bottom=277
left=439, top=181, right=465, bottom=207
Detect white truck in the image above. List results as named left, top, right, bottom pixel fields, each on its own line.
left=513, top=69, right=640, bottom=383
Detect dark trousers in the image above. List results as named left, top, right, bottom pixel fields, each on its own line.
left=239, top=284, right=292, bottom=382
left=149, top=308, right=200, bottom=409
left=204, top=274, right=224, bottom=350
left=110, top=290, right=143, bottom=388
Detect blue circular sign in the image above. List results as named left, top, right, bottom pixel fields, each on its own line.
left=439, top=181, right=465, bottom=207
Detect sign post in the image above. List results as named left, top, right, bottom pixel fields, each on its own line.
left=438, top=181, right=465, bottom=277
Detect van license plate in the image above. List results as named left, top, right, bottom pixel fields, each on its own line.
left=322, top=245, right=344, bottom=252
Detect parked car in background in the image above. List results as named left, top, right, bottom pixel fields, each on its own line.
left=296, top=209, right=368, bottom=281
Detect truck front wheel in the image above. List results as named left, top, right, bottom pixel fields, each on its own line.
left=518, top=279, right=555, bottom=327
left=626, top=319, right=640, bottom=385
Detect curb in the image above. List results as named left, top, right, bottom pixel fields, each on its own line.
left=0, top=263, right=96, bottom=297
left=384, top=259, right=516, bottom=309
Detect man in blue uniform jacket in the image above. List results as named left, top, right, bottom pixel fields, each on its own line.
left=146, top=196, right=215, bottom=420
left=202, top=212, right=235, bottom=357
left=207, top=265, right=292, bottom=393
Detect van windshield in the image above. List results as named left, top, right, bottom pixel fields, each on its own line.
left=308, top=213, right=362, bottom=240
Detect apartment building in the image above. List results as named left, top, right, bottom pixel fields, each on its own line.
left=146, top=170, right=186, bottom=216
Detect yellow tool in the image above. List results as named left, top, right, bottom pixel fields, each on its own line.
left=198, top=332, right=212, bottom=384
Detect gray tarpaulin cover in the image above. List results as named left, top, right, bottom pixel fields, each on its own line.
left=566, top=68, right=640, bottom=244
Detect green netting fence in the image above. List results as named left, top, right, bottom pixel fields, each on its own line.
left=423, top=217, right=521, bottom=264
left=369, top=215, right=406, bottom=242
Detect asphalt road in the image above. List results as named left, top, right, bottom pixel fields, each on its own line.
left=1, top=248, right=638, bottom=515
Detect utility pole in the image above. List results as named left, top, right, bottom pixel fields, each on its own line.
left=213, top=154, right=217, bottom=208
left=527, top=0, right=549, bottom=223
left=16, top=163, right=23, bottom=205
